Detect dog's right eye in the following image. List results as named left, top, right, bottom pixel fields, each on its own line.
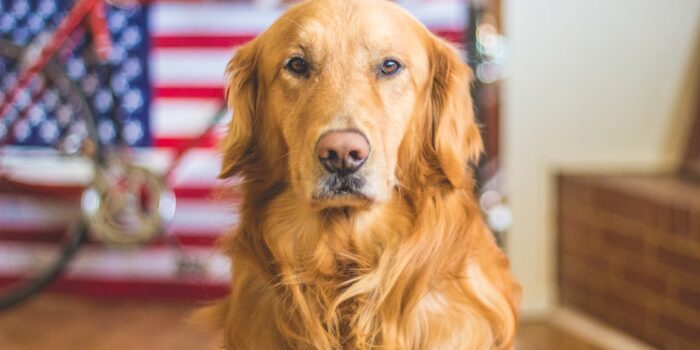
left=285, top=57, right=309, bottom=75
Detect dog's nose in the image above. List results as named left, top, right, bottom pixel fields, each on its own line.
left=316, top=130, right=370, bottom=175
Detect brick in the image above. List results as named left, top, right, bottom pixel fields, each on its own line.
left=559, top=261, right=608, bottom=306
left=559, top=178, right=595, bottom=206
left=559, top=274, right=597, bottom=311
left=583, top=252, right=609, bottom=273
left=690, top=208, right=700, bottom=243
left=657, top=246, right=700, bottom=276
left=599, top=188, right=654, bottom=225
left=639, top=323, right=670, bottom=350
left=587, top=226, right=606, bottom=245
left=559, top=215, right=588, bottom=235
left=601, top=227, right=645, bottom=255
left=612, top=314, right=647, bottom=343
left=564, top=246, right=609, bottom=273
left=559, top=236, right=580, bottom=258
left=634, top=196, right=662, bottom=228
left=602, top=288, right=647, bottom=318
left=675, top=337, right=700, bottom=350
left=621, top=266, right=667, bottom=296
left=586, top=290, right=645, bottom=338
left=560, top=258, right=589, bottom=286
left=672, top=207, right=690, bottom=238
left=678, top=286, right=700, bottom=314
left=581, top=291, right=610, bottom=322
left=656, top=203, right=674, bottom=235
left=558, top=175, right=700, bottom=349
left=595, top=187, right=622, bottom=215
left=659, top=313, right=700, bottom=344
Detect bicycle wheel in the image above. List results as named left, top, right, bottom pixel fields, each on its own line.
left=0, top=39, right=98, bottom=309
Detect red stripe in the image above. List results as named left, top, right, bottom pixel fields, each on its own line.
left=172, top=185, right=229, bottom=199
left=433, top=29, right=465, bottom=45
left=150, top=30, right=464, bottom=49
left=153, top=34, right=256, bottom=49
left=154, top=86, right=225, bottom=99
left=0, top=182, right=83, bottom=199
left=0, top=229, right=69, bottom=243
left=0, top=182, right=232, bottom=199
left=0, top=229, right=224, bottom=247
left=154, top=132, right=220, bottom=149
left=0, top=276, right=229, bottom=301
left=170, top=234, right=220, bottom=246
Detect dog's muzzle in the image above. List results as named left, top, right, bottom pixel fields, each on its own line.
left=313, top=129, right=371, bottom=202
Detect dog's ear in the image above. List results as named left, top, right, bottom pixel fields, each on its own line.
left=219, top=40, right=259, bottom=178
left=428, top=37, right=483, bottom=188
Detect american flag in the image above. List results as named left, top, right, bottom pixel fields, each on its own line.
left=0, top=0, right=468, bottom=299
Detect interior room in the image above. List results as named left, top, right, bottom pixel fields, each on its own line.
left=0, top=0, right=699, bottom=349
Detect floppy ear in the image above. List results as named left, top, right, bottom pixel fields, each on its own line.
left=219, top=41, right=259, bottom=178
left=429, top=37, right=484, bottom=188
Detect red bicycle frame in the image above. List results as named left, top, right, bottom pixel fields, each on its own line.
left=0, top=0, right=111, bottom=120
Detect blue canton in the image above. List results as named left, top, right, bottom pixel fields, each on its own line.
left=0, top=0, right=151, bottom=147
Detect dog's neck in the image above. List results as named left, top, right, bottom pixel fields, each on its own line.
left=236, top=181, right=481, bottom=290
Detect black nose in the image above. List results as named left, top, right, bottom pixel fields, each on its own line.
left=316, top=130, right=370, bottom=175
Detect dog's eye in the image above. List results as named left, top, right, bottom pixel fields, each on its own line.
left=379, top=59, right=401, bottom=76
left=286, top=57, right=309, bottom=75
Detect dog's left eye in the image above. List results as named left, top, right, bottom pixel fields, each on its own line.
left=379, top=59, right=402, bottom=76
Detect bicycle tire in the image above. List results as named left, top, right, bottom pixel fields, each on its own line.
left=0, top=38, right=99, bottom=310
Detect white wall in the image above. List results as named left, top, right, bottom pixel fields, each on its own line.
left=502, top=0, right=700, bottom=315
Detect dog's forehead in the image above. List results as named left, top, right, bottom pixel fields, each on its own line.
left=273, top=0, right=425, bottom=57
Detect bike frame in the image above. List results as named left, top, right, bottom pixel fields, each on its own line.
left=0, top=0, right=109, bottom=121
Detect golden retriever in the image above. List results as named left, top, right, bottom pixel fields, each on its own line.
left=204, top=0, right=520, bottom=348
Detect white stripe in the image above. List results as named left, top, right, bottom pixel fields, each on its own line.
left=0, top=147, right=172, bottom=185
left=169, top=198, right=238, bottom=235
left=0, top=243, right=230, bottom=283
left=399, top=1, right=468, bottom=30
left=169, top=148, right=229, bottom=187
left=0, top=194, right=77, bottom=229
left=0, top=196, right=236, bottom=237
left=152, top=98, right=225, bottom=138
left=0, top=148, right=224, bottom=188
left=150, top=48, right=234, bottom=86
left=152, top=3, right=285, bottom=36
left=0, top=148, right=93, bottom=186
left=151, top=1, right=467, bottom=36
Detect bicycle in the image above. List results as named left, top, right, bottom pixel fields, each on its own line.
left=0, top=0, right=228, bottom=309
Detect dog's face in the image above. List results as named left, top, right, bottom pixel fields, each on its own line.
left=221, top=0, right=482, bottom=211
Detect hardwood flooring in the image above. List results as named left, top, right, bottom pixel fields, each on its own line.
left=0, top=294, right=601, bottom=349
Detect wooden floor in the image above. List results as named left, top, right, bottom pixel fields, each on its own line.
left=0, top=294, right=601, bottom=349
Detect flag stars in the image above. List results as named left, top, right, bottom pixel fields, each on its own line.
left=0, top=14, right=15, bottom=33
left=37, top=0, right=57, bottom=19
left=66, top=57, right=86, bottom=80
left=122, top=89, right=144, bottom=114
left=2, top=0, right=150, bottom=147
left=11, top=1, right=30, bottom=20
left=123, top=120, right=143, bottom=145
left=39, top=119, right=59, bottom=143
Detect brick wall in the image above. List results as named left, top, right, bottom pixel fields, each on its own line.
left=557, top=174, right=700, bottom=349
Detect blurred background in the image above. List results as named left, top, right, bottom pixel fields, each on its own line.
left=0, top=0, right=699, bottom=349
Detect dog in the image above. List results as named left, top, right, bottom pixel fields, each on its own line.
left=203, top=0, right=520, bottom=348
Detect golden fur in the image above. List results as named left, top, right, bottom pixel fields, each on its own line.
left=205, top=0, right=521, bottom=348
